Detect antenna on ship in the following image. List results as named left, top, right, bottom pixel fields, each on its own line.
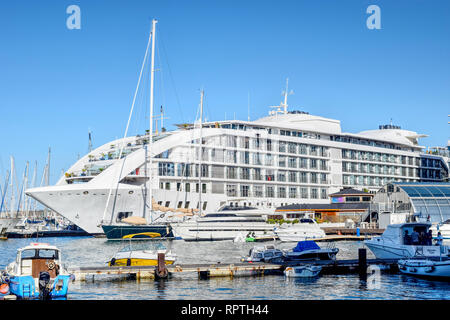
left=281, top=78, right=294, bottom=114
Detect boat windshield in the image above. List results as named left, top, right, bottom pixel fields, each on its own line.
left=21, top=249, right=59, bottom=259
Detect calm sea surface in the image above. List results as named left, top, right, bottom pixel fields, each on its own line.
left=1, top=237, right=449, bottom=300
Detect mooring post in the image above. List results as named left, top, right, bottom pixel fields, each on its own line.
left=358, top=248, right=367, bottom=279
left=155, top=252, right=168, bottom=279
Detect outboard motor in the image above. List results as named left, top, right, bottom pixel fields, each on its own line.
left=38, top=271, right=52, bottom=300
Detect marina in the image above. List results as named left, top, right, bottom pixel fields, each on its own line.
left=1, top=0, right=450, bottom=306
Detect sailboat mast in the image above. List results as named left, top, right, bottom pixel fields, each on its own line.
left=148, top=18, right=157, bottom=223
left=198, top=90, right=204, bottom=216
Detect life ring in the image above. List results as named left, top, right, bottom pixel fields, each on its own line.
left=47, top=261, right=56, bottom=270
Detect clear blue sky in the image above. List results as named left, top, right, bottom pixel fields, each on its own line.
left=0, top=0, right=449, bottom=186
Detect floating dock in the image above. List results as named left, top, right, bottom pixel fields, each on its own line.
left=68, top=250, right=399, bottom=281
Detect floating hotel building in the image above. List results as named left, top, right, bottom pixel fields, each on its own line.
left=26, top=102, right=450, bottom=234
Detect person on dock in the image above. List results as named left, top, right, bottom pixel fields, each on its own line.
left=411, top=229, right=420, bottom=245
left=436, top=232, right=443, bottom=246
left=427, top=230, right=433, bottom=246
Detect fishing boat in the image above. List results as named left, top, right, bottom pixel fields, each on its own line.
left=4, top=243, right=73, bottom=299
left=283, top=240, right=339, bottom=261
left=108, top=242, right=176, bottom=267
left=273, top=218, right=326, bottom=242
left=398, top=256, right=450, bottom=279
left=284, top=265, right=322, bottom=278
left=242, top=244, right=285, bottom=263
left=364, top=222, right=450, bottom=259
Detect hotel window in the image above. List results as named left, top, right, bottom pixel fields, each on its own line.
left=288, top=143, right=297, bottom=153
left=311, top=188, right=318, bottom=199
left=176, top=183, right=182, bottom=191
left=288, top=171, right=297, bottom=183
left=227, top=135, right=237, bottom=148
left=320, top=173, right=327, bottom=184
left=300, top=187, right=308, bottom=199
left=165, top=182, right=170, bottom=190
left=240, top=185, right=250, bottom=197
left=266, top=169, right=275, bottom=181
left=299, top=144, right=307, bottom=155
left=158, top=162, right=175, bottom=176
left=299, top=158, right=308, bottom=169
left=278, top=171, right=286, bottom=182
left=300, top=172, right=308, bottom=183
left=289, top=187, right=297, bottom=198
left=266, top=186, right=275, bottom=198
left=288, top=157, right=297, bottom=168
left=310, top=172, right=317, bottom=184
left=241, top=151, right=250, bottom=164
left=310, top=146, right=317, bottom=156
left=310, top=159, right=317, bottom=169
left=265, top=154, right=274, bottom=166
left=254, top=185, right=263, bottom=197
left=278, top=187, right=287, bottom=198
left=226, top=166, right=237, bottom=179
left=253, top=153, right=262, bottom=165
left=177, top=201, right=183, bottom=208
left=240, top=167, right=250, bottom=180
left=184, top=201, right=190, bottom=209
left=266, top=139, right=272, bottom=151
left=279, top=142, right=286, bottom=153
left=226, top=184, right=237, bottom=197
left=185, top=183, right=190, bottom=192
left=253, top=168, right=262, bottom=180
left=320, top=188, right=327, bottom=199
left=279, top=156, right=286, bottom=167
left=320, top=160, right=327, bottom=170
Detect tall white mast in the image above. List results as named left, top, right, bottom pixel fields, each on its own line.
left=9, top=156, right=15, bottom=218
left=148, top=18, right=157, bottom=222
left=198, top=89, right=204, bottom=216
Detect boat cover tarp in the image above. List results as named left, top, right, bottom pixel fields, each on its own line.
left=293, top=241, right=321, bottom=252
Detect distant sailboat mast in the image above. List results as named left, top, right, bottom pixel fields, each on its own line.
left=148, top=18, right=158, bottom=223
left=198, top=89, right=204, bottom=216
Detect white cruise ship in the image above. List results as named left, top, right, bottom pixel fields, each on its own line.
left=25, top=99, right=449, bottom=235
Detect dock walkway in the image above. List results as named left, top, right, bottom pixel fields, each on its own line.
left=68, top=256, right=400, bottom=281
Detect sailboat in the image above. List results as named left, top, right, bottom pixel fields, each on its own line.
left=100, top=19, right=177, bottom=241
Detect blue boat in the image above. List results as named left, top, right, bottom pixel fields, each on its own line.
left=4, top=243, right=74, bottom=299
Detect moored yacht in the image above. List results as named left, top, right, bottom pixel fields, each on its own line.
left=364, top=222, right=450, bottom=259
left=171, top=206, right=275, bottom=241
left=274, top=218, right=326, bottom=242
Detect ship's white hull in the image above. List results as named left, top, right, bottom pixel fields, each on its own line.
left=26, top=185, right=228, bottom=235
left=364, top=241, right=445, bottom=259
left=398, top=259, right=450, bottom=278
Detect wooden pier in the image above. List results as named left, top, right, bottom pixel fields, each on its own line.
left=68, top=250, right=399, bottom=281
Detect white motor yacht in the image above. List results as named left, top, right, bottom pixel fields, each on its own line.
left=171, top=206, right=275, bottom=241
left=364, top=222, right=450, bottom=259
left=274, top=218, right=326, bottom=242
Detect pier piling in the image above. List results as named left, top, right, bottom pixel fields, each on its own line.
left=358, top=248, right=367, bottom=278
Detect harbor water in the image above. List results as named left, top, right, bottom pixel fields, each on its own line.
left=1, top=237, right=449, bottom=300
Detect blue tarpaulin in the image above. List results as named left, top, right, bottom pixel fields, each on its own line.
left=293, top=241, right=320, bottom=252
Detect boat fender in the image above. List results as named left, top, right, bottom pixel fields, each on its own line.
left=0, top=283, right=9, bottom=295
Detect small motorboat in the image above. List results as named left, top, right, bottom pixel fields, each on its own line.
left=108, top=242, right=176, bottom=267
left=398, top=257, right=450, bottom=279
left=4, top=242, right=73, bottom=299
left=283, top=240, right=339, bottom=261
left=284, top=265, right=322, bottom=278
left=242, top=244, right=285, bottom=263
